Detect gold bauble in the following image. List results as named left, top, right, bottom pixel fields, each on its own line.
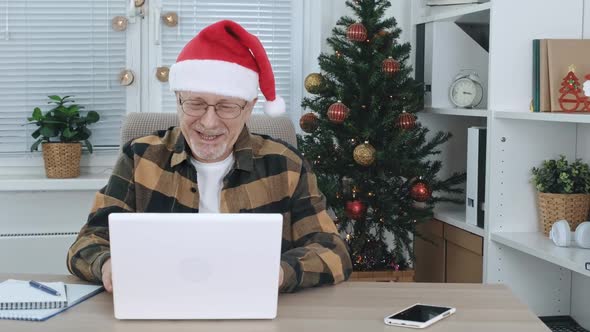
left=304, top=73, right=324, bottom=94
left=353, top=142, right=376, bottom=166
left=119, top=69, right=135, bottom=86
left=162, top=12, right=178, bottom=27
left=155, top=66, right=170, bottom=82
left=111, top=16, right=128, bottom=32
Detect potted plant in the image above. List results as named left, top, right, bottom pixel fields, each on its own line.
left=27, top=95, right=100, bottom=178
left=531, top=155, right=590, bottom=235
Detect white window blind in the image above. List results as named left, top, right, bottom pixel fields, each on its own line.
left=0, top=0, right=128, bottom=154
left=159, top=0, right=294, bottom=114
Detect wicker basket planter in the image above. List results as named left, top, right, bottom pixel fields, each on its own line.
left=349, top=270, right=415, bottom=282
left=42, top=142, right=82, bottom=178
left=537, top=192, right=590, bottom=236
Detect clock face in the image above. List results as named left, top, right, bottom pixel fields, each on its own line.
left=451, top=78, right=478, bottom=108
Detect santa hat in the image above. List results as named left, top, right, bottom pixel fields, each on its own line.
left=169, top=20, right=285, bottom=117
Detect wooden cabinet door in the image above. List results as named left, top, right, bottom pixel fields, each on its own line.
left=444, top=224, right=483, bottom=283
left=414, top=219, right=445, bottom=282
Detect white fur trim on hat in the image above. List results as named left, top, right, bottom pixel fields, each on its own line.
left=264, top=96, right=286, bottom=117
left=169, top=59, right=259, bottom=100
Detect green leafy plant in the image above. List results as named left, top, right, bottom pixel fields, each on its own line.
left=27, top=95, right=100, bottom=153
left=531, top=155, right=590, bottom=194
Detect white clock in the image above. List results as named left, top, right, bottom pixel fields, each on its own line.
left=449, top=72, right=484, bottom=108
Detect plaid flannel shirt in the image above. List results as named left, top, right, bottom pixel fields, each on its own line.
left=67, top=125, right=352, bottom=292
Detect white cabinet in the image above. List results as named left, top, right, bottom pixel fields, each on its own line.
left=412, top=0, right=590, bottom=328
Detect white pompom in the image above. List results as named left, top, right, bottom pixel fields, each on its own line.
left=264, top=96, right=286, bottom=117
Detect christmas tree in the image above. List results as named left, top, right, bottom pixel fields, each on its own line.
left=297, top=0, right=465, bottom=271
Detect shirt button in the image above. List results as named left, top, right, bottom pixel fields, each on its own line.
left=190, top=187, right=197, bottom=193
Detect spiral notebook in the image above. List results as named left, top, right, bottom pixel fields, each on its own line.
left=0, top=282, right=103, bottom=321
left=0, top=279, right=67, bottom=310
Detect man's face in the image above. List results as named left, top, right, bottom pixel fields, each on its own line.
left=177, top=92, right=255, bottom=163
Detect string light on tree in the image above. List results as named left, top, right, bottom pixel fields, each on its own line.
left=327, top=101, right=350, bottom=124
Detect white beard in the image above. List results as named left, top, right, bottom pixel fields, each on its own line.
left=190, top=140, right=229, bottom=161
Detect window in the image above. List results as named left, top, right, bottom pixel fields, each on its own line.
left=0, top=0, right=302, bottom=156
left=0, top=0, right=128, bottom=154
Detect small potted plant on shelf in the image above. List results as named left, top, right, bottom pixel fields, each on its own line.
left=27, top=95, right=100, bottom=179
left=531, top=155, right=590, bottom=235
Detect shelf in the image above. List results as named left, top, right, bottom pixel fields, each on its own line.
left=422, top=107, right=488, bottom=117
left=433, top=204, right=485, bottom=237
left=0, top=173, right=110, bottom=191
left=414, top=2, right=491, bottom=24
left=494, top=110, right=590, bottom=124
left=491, top=232, right=590, bottom=278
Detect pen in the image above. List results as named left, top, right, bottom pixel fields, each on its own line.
left=29, top=280, right=61, bottom=296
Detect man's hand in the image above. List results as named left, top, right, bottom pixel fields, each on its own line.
left=279, top=266, right=284, bottom=288
left=101, top=258, right=113, bottom=293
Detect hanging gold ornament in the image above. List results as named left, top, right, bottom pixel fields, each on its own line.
left=155, top=66, right=170, bottom=82
left=119, top=69, right=135, bottom=86
left=353, top=141, right=376, bottom=166
left=162, top=12, right=179, bottom=27
left=134, top=0, right=145, bottom=6
left=111, top=16, right=128, bottom=32
left=304, top=73, right=325, bottom=94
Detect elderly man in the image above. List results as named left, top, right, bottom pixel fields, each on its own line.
left=67, top=20, right=352, bottom=293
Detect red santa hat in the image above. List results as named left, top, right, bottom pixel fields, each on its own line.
left=169, top=20, right=285, bottom=117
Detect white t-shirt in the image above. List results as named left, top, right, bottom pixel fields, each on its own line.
left=190, top=154, right=235, bottom=213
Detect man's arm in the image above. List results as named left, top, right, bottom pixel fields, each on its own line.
left=67, top=144, right=136, bottom=282
left=280, top=159, right=353, bottom=293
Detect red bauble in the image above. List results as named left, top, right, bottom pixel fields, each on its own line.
left=346, top=199, right=367, bottom=220
left=327, top=101, right=350, bottom=124
left=346, top=23, right=368, bottom=42
left=382, top=57, right=400, bottom=76
left=410, top=181, right=432, bottom=202
left=299, top=113, right=319, bottom=133
left=396, top=111, right=416, bottom=130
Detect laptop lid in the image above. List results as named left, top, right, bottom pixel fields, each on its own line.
left=108, top=213, right=283, bottom=320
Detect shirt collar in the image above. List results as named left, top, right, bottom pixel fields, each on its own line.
left=170, top=126, right=254, bottom=172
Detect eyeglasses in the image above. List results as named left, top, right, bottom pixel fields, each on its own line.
left=178, top=96, right=246, bottom=119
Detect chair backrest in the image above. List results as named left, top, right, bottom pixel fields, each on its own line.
left=120, top=113, right=297, bottom=148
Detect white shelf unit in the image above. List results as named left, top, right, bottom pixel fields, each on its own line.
left=495, top=110, right=590, bottom=123
left=491, top=232, right=590, bottom=278
left=434, top=204, right=485, bottom=237
left=423, top=107, right=488, bottom=117
left=414, top=2, right=491, bottom=24
left=412, top=0, right=590, bottom=328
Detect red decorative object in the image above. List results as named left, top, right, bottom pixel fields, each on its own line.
left=346, top=23, right=368, bottom=42
left=327, top=101, right=350, bottom=124
left=346, top=199, right=367, bottom=220
left=396, top=111, right=416, bottom=129
left=299, top=113, right=319, bottom=133
left=381, top=57, right=400, bottom=76
left=559, top=70, right=590, bottom=112
left=410, top=180, right=431, bottom=202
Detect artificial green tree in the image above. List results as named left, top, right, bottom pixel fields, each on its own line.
left=297, top=0, right=465, bottom=271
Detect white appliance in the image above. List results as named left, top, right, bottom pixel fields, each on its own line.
left=109, top=213, right=283, bottom=320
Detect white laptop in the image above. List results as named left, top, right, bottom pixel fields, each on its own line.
left=108, top=213, right=283, bottom=320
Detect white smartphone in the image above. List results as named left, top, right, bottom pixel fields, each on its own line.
left=383, top=303, right=456, bottom=328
